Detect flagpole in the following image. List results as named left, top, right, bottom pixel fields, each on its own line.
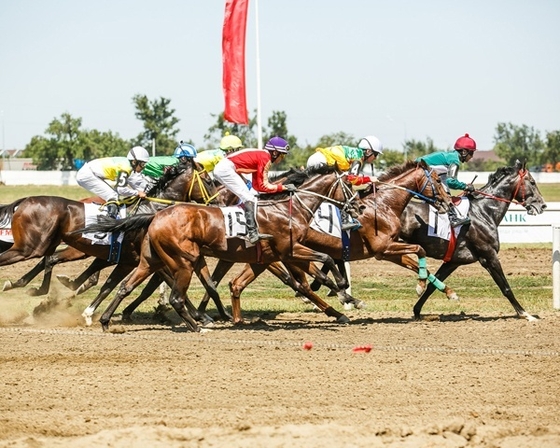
left=254, top=0, right=263, bottom=149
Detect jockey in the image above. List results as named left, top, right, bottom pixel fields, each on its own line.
left=307, top=135, right=384, bottom=230
left=76, top=146, right=150, bottom=217
left=416, top=133, right=477, bottom=227
left=213, top=136, right=296, bottom=244
left=195, top=133, right=243, bottom=175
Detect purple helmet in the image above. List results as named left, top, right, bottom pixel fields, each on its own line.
left=264, top=136, right=290, bottom=153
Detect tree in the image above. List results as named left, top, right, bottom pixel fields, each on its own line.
left=542, top=130, right=560, bottom=171
left=132, top=95, right=180, bottom=155
left=204, top=111, right=258, bottom=150
left=403, top=137, right=439, bottom=161
left=25, top=113, right=82, bottom=170
left=493, top=123, right=544, bottom=167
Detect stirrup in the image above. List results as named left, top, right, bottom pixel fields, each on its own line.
left=450, top=216, right=471, bottom=227
left=248, top=233, right=274, bottom=244
left=341, top=221, right=361, bottom=231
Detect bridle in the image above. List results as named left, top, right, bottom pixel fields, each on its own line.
left=468, top=168, right=529, bottom=207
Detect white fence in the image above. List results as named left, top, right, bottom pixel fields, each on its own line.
left=1, top=170, right=559, bottom=243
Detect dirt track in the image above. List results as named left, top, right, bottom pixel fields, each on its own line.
left=0, top=249, right=559, bottom=447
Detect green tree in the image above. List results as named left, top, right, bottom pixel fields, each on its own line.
left=403, top=137, right=439, bottom=161
left=204, top=111, right=258, bottom=150
left=542, top=130, right=560, bottom=170
left=25, top=113, right=82, bottom=170
left=493, top=123, right=544, bottom=166
left=132, top=94, right=180, bottom=155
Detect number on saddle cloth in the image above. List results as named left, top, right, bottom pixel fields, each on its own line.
left=220, top=205, right=248, bottom=238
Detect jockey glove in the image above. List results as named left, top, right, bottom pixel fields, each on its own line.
left=283, top=183, right=297, bottom=192
left=464, top=184, right=475, bottom=193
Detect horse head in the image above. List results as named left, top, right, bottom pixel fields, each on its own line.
left=485, top=160, right=547, bottom=216
left=376, top=160, right=452, bottom=213
left=149, top=159, right=221, bottom=206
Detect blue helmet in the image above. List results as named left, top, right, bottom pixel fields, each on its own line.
left=174, top=141, right=197, bottom=158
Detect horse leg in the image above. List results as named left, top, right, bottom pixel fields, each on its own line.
left=57, top=257, right=110, bottom=294
left=478, top=255, right=538, bottom=321
left=121, top=273, right=166, bottom=322
left=413, top=262, right=459, bottom=319
left=189, top=257, right=221, bottom=327
left=197, top=259, right=235, bottom=321
left=285, top=262, right=350, bottom=324
left=81, top=265, right=134, bottom=327
left=3, top=257, right=46, bottom=292
left=228, top=263, right=269, bottom=324
left=309, top=263, right=331, bottom=292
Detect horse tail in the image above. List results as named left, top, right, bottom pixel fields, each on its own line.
left=0, top=197, right=27, bottom=225
left=72, top=213, right=156, bottom=236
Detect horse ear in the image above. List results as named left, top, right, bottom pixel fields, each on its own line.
left=514, top=159, right=522, bottom=170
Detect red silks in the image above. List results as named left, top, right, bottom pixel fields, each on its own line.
left=222, top=0, right=249, bottom=125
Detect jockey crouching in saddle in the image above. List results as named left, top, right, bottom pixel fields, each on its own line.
left=213, top=136, right=297, bottom=244
left=306, top=135, right=384, bottom=231
left=76, top=146, right=150, bottom=218
left=415, top=133, right=476, bottom=227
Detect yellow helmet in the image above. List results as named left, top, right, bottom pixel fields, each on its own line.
left=219, top=134, right=243, bottom=152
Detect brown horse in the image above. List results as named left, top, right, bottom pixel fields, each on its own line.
left=196, top=160, right=454, bottom=323
left=78, top=165, right=359, bottom=331
left=0, top=161, right=219, bottom=323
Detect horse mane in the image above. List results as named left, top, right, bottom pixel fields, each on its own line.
left=145, top=160, right=190, bottom=196
left=487, top=165, right=516, bottom=186
left=378, top=160, right=417, bottom=182
left=259, top=164, right=337, bottom=200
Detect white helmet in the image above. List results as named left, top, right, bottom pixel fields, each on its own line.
left=358, top=135, right=383, bottom=155
left=127, top=146, right=150, bottom=162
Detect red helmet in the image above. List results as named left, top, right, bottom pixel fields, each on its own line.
left=454, top=133, right=477, bottom=152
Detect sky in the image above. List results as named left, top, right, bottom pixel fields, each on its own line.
left=1, top=0, right=559, bottom=153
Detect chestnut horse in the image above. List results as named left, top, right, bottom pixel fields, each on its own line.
left=77, top=165, right=359, bottom=331
left=0, top=161, right=219, bottom=316
left=195, top=160, right=454, bottom=323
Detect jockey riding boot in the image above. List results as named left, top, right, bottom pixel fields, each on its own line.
left=448, top=204, right=471, bottom=227
left=105, top=203, right=119, bottom=219
left=244, top=201, right=273, bottom=244
left=340, top=210, right=361, bottom=231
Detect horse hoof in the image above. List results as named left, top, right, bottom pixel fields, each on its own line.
left=56, top=275, right=74, bottom=290
left=343, top=302, right=354, bottom=311
left=447, top=292, right=460, bottom=301
left=27, top=287, right=44, bottom=297
left=2, top=280, right=13, bottom=291
left=354, top=300, right=366, bottom=309
left=82, top=314, right=93, bottom=327
left=337, top=315, right=351, bottom=324
left=416, top=284, right=425, bottom=296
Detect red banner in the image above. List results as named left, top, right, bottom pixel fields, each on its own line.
left=222, top=0, right=249, bottom=124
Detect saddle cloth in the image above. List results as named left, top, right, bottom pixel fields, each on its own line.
left=219, top=202, right=343, bottom=240
left=427, top=197, right=470, bottom=240
left=82, top=203, right=124, bottom=246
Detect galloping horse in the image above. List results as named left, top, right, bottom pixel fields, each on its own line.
left=399, top=160, right=546, bottom=320
left=0, top=161, right=219, bottom=311
left=78, top=165, right=358, bottom=331
left=195, top=160, right=454, bottom=323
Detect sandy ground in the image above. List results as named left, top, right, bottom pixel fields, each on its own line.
left=0, top=248, right=559, bottom=447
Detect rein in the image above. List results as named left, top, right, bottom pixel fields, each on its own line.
left=187, top=168, right=220, bottom=205
left=376, top=166, right=439, bottom=204
left=468, top=169, right=528, bottom=206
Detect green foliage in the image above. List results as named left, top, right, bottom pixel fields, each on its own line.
left=203, top=111, right=259, bottom=150
left=494, top=122, right=544, bottom=166
left=131, top=94, right=180, bottom=155
left=542, top=130, right=560, bottom=168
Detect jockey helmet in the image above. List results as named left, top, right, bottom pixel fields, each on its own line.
left=264, top=136, right=290, bottom=153
left=219, top=134, right=243, bottom=152
left=173, top=141, right=197, bottom=158
left=454, top=133, right=477, bottom=152
left=127, top=146, right=150, bottom=163
left=358, top=135, right=384, bottom=156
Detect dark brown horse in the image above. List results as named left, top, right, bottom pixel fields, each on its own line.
left=0, top=161, right=219, bottom=324
left=195, top=160, right=454, bottom=323
left=78, top=165, right=359, bottom=331
left=399, top=160, right=547, bottom=320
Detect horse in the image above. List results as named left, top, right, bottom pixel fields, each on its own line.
left=308, top=160, right=547, bottom=321
left=194, top=160, right=454, bottom=323
left=77, top=165, right=359, bottom=331
left=399, top=160, right=547, bottom=320
left=0, top=161, right=220, bottom=322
